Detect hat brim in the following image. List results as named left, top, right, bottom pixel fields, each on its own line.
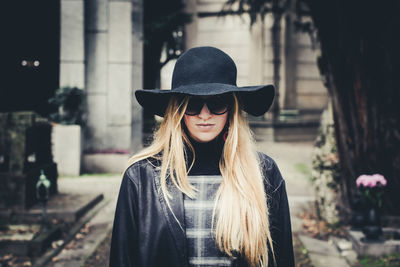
left=135, top=83, right=275, bottom=117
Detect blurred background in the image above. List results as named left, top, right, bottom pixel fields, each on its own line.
left=0, top=0, right=399, bottom=266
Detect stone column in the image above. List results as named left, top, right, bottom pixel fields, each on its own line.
left=249, top=14, right=264, bottom=86
left=107, top=0, right=133, bottom=150
left=277, top=17, right=286, bottom=113
left=85, top=0, right=109, bottom=151
left=58, top=0, right=85, bottom=175
left=60, top=0, right=85, bottom=88
left=262, top=14, right=278, bottom=121
left=82, top=0, right=137, bottom=172
left=282, top=1, right=298, bottom=111
left=85, top=0, right=135, bottom=153
left=184, top=0, right=198, bottom=49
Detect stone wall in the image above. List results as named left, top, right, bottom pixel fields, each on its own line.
left=60, top=0, right=85, bottom=89
left=292, top=30, right=328, bottom=111
left=85, top=0, right=133, bottom=152
left=182, top=0, right=328, bottom=117
left=59, top=0, right=144, bottom=172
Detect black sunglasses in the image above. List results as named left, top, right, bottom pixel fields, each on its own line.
left=185, top=95, right=232, bottom=116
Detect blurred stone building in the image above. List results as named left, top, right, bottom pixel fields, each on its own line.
left=190, top=0, right=328, bottom=116
left=59, top=0, right=143, bottom=168
left=2, top=0, right=326, bottom=173
left=164, top=0, right=328, bottom=122
left=2, top=0, right=144, bottom=173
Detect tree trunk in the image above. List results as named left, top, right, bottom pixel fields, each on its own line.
left=309, top=0, right=400, bottom=217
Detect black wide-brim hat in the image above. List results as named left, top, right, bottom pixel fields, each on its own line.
left=135, top=46, right=275, bottom=117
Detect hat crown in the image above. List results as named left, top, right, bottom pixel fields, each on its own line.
left=171, top=46, right=237, bottom=89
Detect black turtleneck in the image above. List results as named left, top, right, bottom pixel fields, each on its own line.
left=185, top=134, right=224, bottom=175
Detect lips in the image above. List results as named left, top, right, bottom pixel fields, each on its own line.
left=197, top=124, right=214, bottom=126
left=196, top=123, right=215, bottom=130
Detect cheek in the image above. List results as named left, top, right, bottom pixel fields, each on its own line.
left=217, top=114, right=228, bottom=131
left=183, top=115, right=193, bottom=131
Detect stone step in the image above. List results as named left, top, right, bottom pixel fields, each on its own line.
left=347, top=228, right=400, bottom=256
left=298, top=235, right=350, bottom=267
left=0, top=224, right=61, bottom=257
left=250, top=119, right=320, bottom=142
left=11, top=193, right=104, bottom=224
left=32, top=198, right=112, bottom=267
left=41, top=197, right=117, bottom=267
left=0, top=193, right=104, bottom=260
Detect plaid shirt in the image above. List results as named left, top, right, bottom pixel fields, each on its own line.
left=184, top=175, right=234, bottom=267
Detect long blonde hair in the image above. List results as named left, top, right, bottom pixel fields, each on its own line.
left=128, top=93, right=275, bottom=266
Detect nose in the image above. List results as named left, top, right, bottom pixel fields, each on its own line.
left=198, top=103, right=212, bottom=119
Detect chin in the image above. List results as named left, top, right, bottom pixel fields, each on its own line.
left=194, top=133, right=218, bottom=143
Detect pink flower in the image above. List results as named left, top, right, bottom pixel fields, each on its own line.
left=368, top=179, right=377, bottom=187
left=373, top=174, right=387, bottom=186
left=356, top=174, right=387, bottom=188
left=356, top=175, right=367, bottom=187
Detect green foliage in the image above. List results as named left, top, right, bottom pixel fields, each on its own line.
left=360, top=186, right=385, bottom=208
left=358, top=253, right=400, bottom=267
left=325, top=220, right=341, bottom=231
left=293, top=234, right=313, bottom=267
left=311, top=120, right=341, bottom=190
left=300, top=246, right=308, bottom=255
left=295, top=162, right=311, bottom=176
left=47, top=87, right=85, bottom=125
left=295, top=163, right=313, bottom=184
left=310, top=103, right=341, bottom=223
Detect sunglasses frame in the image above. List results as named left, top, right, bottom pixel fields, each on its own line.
left=184, top=95, right=232, bottom=116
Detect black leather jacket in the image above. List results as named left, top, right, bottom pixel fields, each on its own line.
left=109, top=152, right=295, bottom=267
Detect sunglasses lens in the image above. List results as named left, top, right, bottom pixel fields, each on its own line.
left=185, top=98, right=204, bottom=115
left=207, top=97, right=229, bottom=115
left=185, top=95, right=231, bottom=115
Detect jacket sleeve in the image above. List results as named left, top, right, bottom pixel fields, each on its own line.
left=109, top=165, right=140, bottom=267
left=274, top=179, right=295, bottom=266
left=270, top=162, right=295, bottom=267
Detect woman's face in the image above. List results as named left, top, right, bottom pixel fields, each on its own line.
left=183, top=96, right=229, bottom=143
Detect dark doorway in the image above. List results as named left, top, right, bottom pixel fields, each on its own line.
left=0, top=0, right=60, bottom=115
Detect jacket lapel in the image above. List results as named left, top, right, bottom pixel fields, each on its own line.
left=153, top=168, right=188, bottom=267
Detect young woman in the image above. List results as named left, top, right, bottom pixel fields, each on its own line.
left=110, top=46, right=294, bottom=267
